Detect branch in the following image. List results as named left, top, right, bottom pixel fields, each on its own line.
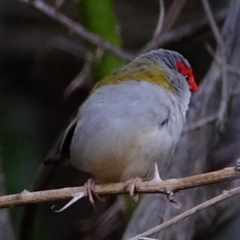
left=143, top=9, right=226, bottom=52
left=19, top=0, right=135, bottom=61
left=183, top=113, right=218, bottom=133
left=201, top=0, right=226, bottom=52
left=161, top=0, right=186, bottom=34
left=227, top=65, right=240, bottom=77
left=0, top=166, right=239, bottom=209
left=64, top=60, right=92, bottom=98
left=184, top=38, right=240, bottom=135
left=151, top=0, right=165, bottom=49
left=127, top=186, right=240, bottom=240
left=202, top=0, right=228, bottom=130
left=143, top=0, right=185, bottom=52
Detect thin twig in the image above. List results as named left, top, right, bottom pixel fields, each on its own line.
left=201, top=0, right=226, bottom=52
left=207, top=44, right=240, bottom=78
left=183, top=114, right=218, bottom=133
left=64, top=60, right=92, bottom=98
left=183, top=6, right=236, bottom=134
left=54, top=0, right=66, bottom=9
left=217, top=64, right=228, bottom=130
left=127, top=186, right=240, bottom=240
left=228, top=65, right=240, bottom=94
left=143, top=9, right=226, bottom=52
left=143, top=0, right=186, bottom=52
left=205, top=43, right=228, bottom=129
left=0, top=167, right=239, bottom=209
left=19, top=0, right=135, bottom=61
left=161, top=0, right=186, bottom=34
left=206, top=44, right=240, bottom=114
left=202, top=0, right=228, bottom=130
left=227, top=65, right=240, bottom=77
left=152, top=0, right=165, bottom=48
left=159, top=9, right=226, bottom=47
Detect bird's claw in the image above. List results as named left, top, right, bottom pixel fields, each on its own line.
left=51, top=178, right=98, bottom=212
left=166, top=190, right=182, bottom=209
left=53, top=192, right=85, bottom=212
left=84, top=178, right=97, bottom=207
left=125, top=177, right=142, bottom=202
left=166, top=190, right=174, bottom=201
left=235, top=159, right=240, bottom=171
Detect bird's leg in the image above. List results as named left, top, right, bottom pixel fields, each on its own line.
left=84, top=178, right=97, bottom=206
left=124, top=163, right=161, bottom=202
left=124, top=177, right=142, bottom=202
left=52, top=178, right=97, bottom=212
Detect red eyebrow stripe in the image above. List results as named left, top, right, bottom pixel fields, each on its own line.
left=176, top=61, right=198, bottom=92
left=189, top=76, right=198, bottom=91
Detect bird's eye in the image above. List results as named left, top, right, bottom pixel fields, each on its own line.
left=185, top=75, right=189, bottom=81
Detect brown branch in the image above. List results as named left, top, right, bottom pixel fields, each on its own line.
left=19, top=0, right=135, bottom=61
left=127, top=186, right=240, bottom=240
left=0, top=167, right=239, bottom=209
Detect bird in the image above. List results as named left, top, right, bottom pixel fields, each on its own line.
left=45, top=48, right=198, bottom=204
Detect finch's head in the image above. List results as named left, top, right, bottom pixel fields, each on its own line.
left=142, top=49, right=198, bottom=92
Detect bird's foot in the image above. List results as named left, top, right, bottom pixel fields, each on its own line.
left=84, top=178, right=97, bottom=206
left=166, top=190, right=182, bottom=209
left=124, top=177, right=142, bottom=202
left=52, top=178, right=97, bottom=212
left=53, top=191, right=85, bottom=212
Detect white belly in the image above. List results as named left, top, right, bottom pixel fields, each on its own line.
left=70, top=81, right=187, bottom=183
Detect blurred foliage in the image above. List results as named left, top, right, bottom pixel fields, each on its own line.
left=79, top=0, right=123, bottom=80
left=0, top=95, right=41, bottom=234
